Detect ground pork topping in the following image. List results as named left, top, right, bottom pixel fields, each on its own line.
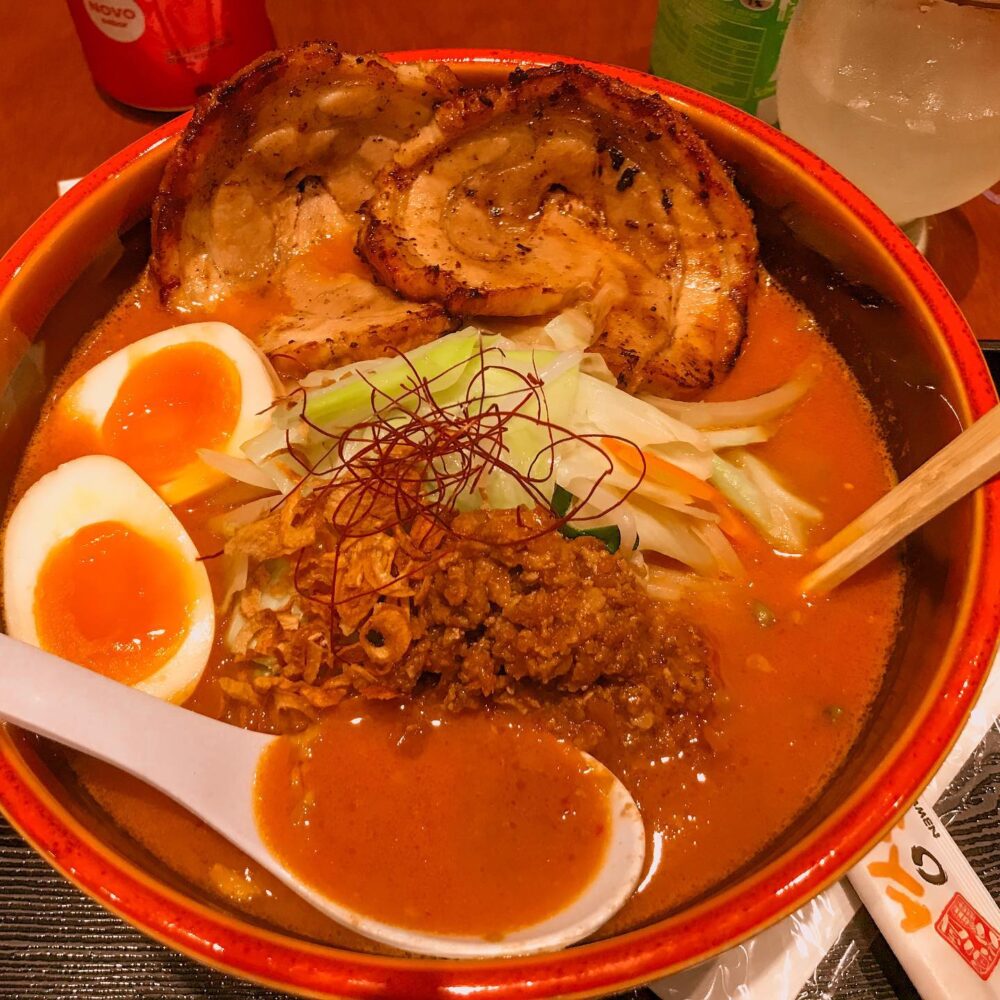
left=219, top=496, right=714, bottom=752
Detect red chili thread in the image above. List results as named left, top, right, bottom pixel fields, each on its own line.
left=261, top=339, right=646, bottom=656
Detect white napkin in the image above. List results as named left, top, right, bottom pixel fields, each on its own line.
left=650, top=652, right=1000, bottom=1000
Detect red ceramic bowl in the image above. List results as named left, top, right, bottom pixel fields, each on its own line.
left=0, top=50, right=998, bottom=999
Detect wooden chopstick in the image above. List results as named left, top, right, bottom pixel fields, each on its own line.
left=802, top=404, right=1000, bottom=595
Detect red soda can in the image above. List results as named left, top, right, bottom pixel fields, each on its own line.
left=66, top=0, right=276, bottom=111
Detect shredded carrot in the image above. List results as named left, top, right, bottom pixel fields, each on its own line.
left=601, top=437, right=755, bottom=545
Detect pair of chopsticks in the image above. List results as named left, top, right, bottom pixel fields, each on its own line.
left=803, top=402, right=1000, bottom=594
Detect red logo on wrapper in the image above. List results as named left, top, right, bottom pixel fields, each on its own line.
left=935, top=892, right=1000, bottom=980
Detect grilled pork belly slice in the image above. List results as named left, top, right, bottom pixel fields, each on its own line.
left=261, top=260, right=453, bottom=376
left=360, top=64, right=759, bottom=395
left=151, top=43, right=458, bottom=370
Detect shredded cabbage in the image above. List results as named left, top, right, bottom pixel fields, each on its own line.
left=230, top=327, right=824, bottom=578
left=543, top=308, right=594, bottom=352
left=197, top=448, right=282, bottom=491
left=300, top=328, right=484, bottom=429
left=711, top=450, right=821, bottom=552
left=642, top=371, right=813, bottom=429
left=703, top=426, right=771, bottom=450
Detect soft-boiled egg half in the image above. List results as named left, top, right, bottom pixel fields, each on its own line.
left=3, top=456, right=214, bottom=703
left=52, top=322, right=277, bottom=504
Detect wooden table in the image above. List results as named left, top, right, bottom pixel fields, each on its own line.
left=1, top=0, right=997, bottom=345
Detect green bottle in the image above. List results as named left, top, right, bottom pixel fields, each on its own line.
left=650, top=0, right=800, bottom=123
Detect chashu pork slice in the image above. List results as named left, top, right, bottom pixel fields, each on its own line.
left=360, top=64, right=759, bottom=395
left=151, top=43, right=458, bottom=373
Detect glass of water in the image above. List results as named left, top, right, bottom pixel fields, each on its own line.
left=776, top=0, right=1000, bottom=226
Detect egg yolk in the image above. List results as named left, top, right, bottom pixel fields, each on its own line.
left=102, top=342, right=241, bottom=487
left=34, top=521, right=192, bottom=685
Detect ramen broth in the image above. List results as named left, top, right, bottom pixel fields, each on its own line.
left=256, top=707, right=614, bottom=936
left=6, top=261, right=903, bottom=947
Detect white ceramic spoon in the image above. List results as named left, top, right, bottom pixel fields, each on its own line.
left=0, top=632, right=646, bottom=959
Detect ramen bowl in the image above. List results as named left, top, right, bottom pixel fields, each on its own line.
left=0, top=50, right=997, bottom=998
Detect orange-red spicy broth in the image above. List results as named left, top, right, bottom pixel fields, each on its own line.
left=255, top=706, right=613, bottom=936
left=596, top=278, right=904, bottom=921
left=9, top=269, right=903, bottom=944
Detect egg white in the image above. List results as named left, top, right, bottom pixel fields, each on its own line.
left=56, top=322, right=278, bottom=504
left=3, top=455, right=215, bottom=703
